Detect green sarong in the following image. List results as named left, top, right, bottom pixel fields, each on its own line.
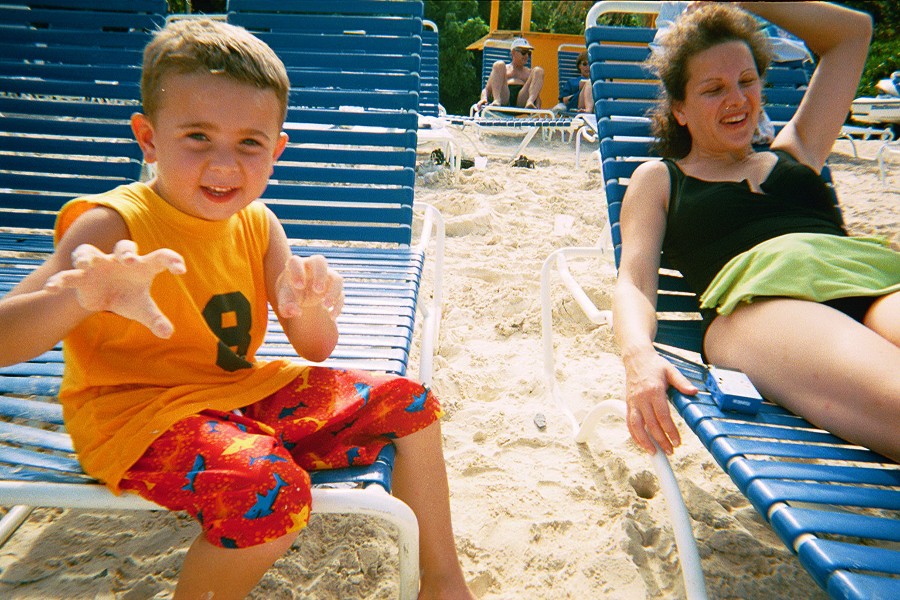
left=700, top=233, right=900, bottom=315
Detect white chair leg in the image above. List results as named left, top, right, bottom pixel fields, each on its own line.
left=0, top=505, right=34, bottom=548
left=574, top=401, right=709, bottom=600
left=541, top=245, right=709, bottom=600
left=0, top=483, right=420, bottom=598
left=878, top=141, right=899, bottom=185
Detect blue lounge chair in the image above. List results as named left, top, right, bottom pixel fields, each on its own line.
left=449, top=38, right=574, bottom=158
left=419, top=19, right=442, bottom=118
left=416, top=19, right=461, bottom=170
left=543, top=3, right=900, bottom=599
left=1, top=2, right=442, bottom=597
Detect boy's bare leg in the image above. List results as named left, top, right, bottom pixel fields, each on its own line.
left=393, top=421, right=476, bottom=600
left=174, top=530, right=299, bottom=600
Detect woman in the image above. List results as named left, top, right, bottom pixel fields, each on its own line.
left=613, top=2, right=900, bottom=461
left=560, top=51, right=594, bottom=113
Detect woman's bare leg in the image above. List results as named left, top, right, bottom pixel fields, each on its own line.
left=579, top=80, right=594, bottom=113
left=705, top=297, right=900, bottom=461
left=864, top=290, right=900, bottom=344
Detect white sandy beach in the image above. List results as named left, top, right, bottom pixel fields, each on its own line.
left=0, top=131, right=897, bottom=599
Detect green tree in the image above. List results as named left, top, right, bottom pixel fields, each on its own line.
left=165, top=0, right=191, bottom=13
left=842, top=1, right=900, bottom=97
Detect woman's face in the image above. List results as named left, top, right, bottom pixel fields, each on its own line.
left=672, top=40, right=763, bottom=155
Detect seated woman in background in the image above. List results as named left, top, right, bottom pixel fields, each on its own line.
left=558, top=51, right=594, bottom=113
left=612, top=2, right=900, bottom=461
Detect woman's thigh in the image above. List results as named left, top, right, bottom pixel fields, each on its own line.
left=704, top=298, right=900, bottom=451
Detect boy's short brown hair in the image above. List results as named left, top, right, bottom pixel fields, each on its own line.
left=141, top=18, right=290, bottom=123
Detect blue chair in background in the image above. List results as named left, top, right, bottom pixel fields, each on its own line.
left=416, top=19, right=461, bottom=170
left=419, top=19, right=442, bottom=118
left=543, top=3, right=900, bottom=600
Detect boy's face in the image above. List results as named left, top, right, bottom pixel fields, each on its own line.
left=131, top=70, right=288, bottom=221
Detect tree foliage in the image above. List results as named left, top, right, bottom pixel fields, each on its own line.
left=842, top=1, right=900, bottom=97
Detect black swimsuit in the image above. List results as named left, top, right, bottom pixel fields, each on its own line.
left=661, top=149, right=846, bottom=296
left=659, top=150, right=874, bottom=349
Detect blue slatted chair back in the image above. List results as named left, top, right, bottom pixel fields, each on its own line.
left=227, top=0, right=423, bottom=246
left=0, top=1, right=163, bottom=250
left=0, top=0, right=165, bottom=32
left=586, top=4, right=900, bottom=598
left=419, top=19, right=440, bottom=117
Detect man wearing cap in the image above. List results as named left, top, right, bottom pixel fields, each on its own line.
left=476, top=37, right=545, bottom=111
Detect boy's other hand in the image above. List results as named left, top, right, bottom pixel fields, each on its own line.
left=45, top=240, right=186, bottom=338
left=276, top=255, right=344, bottom=320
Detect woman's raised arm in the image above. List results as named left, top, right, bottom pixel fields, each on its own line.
left=746, top=1, right=872, bottom=171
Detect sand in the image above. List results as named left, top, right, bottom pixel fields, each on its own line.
left=0, top=131, right=896, bottom=599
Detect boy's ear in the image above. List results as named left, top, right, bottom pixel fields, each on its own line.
left=131, top=113, right=158, bottom=163
left=273, top=131, right=289, bottom=161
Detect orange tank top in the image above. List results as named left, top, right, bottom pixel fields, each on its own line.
left=55, top=182, right=302, bottom=492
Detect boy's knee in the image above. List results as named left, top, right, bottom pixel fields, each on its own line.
left=200, top=458, right=312, bottom=548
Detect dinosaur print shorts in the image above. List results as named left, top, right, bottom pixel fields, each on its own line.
left=119, top=366, right=442, bottom=549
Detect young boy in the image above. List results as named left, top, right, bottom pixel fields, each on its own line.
left=0, top=18, right=475, bottom=600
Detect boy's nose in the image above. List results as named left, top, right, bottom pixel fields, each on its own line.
left=209, top=149, right=239, bottom=172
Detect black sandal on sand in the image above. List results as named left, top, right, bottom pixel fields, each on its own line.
left=513, top=155, right=535, bottom=168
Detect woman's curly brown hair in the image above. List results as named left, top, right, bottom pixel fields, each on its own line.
left=647, top=4, right=773, bottom=158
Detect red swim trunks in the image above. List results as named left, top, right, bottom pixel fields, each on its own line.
left=119, top=367, right=441, bottom=548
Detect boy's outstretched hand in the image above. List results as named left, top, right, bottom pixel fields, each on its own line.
left=44, top=240, right=186, bottom=339
left=275, top=255, right=344, bottom=320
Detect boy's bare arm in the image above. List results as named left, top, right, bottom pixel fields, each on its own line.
left=0, top=207, right=184, bottom=366
left=264, top=209, right=342, bottom=363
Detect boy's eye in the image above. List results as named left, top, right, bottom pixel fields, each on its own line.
left=187, top=132, right=209, bottom=142
left=241, top=138, right=263, bottom=147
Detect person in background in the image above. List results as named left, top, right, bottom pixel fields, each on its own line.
left=476, top=37, right=545, bottom=110
left=558, top=50, right=594, bottom=113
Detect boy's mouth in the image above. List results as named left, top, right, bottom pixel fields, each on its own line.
left=202, top=185, right=238, bottom=203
